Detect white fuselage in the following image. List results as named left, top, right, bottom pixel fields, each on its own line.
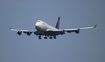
left=35, top=20, right=58, bottom=31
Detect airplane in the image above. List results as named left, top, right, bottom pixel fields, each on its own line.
left=10, top=17, right=97, bottom=39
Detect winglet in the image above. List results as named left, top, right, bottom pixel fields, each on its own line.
left=10, top=27, right=12, bottom=29
left=55, top=17, right=60, bottom=29
left=94, top=25, right=97, bottom=28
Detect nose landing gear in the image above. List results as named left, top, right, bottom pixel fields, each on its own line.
left=38, top=36, right=41, bottom=39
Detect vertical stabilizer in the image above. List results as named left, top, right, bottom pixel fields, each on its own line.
left=55, top=17, right=60, bottom=29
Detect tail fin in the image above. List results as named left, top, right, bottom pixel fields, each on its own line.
left=55, top=17, right=60, bottom=29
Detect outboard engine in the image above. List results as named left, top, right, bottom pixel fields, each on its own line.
left=75, top=29, right=80, bottom=34
left=27, top=32, right=32, bottom=36
left=17, top=31, right=22, bottom=35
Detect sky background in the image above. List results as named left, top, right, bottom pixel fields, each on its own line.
left=0, top=0, right=105, bottom=62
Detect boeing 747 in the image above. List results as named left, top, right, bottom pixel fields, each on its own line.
left=10, top=17, right=96, bottom=39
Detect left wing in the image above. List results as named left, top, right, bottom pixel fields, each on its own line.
left=63, top=25, right=97, bottom=34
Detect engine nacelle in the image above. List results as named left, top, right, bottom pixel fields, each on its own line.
left=17, top=31, right=22, bottom=35
left=27, top=32, right=32, bottom=36
left=75, top=30, right=80, bottom=34
left=67, top=31, right=71, bottom=33
left=60, top=30, right=65, bottom=35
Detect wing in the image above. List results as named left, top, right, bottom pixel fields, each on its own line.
left=40, top=25, right=97, bottom=35
left=64, top=25, right=97, bottom=34
left=10, top=28, right=36, bottom=32
left=10, top=28, right=37, bottom=36
left=10, top=27, right=62, bottom=36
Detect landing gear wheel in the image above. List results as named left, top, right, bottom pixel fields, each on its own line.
left=49, top=36, right=52, bottom=39
left=53, top=36, right=56, bottom=39
left=44, top=36, right=47, bottom=39
left=38, top=36, right=41, bottom=39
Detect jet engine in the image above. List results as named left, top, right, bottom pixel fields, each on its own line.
left=60, top=30, right=65, bottom=35
left=27, top=32, right=32, bottom=36
left=75, top=30, right=80, bottom=34
left=17, top=31, right=22, bottom=35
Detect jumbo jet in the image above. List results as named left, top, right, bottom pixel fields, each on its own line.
left=10, top=17, right=96, bottom=39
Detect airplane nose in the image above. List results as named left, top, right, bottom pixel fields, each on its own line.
left=35, top=22, right=39, bottom=26
left=35, top=24, right=42, bottom=31
left=35, top=23, right=38, bottom=26
left=35, top=20, right=41, bottom=26
left=35, top=21, right=41, bottom=30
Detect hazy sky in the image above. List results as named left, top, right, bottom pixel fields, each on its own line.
left=0, top=0, right=105, bottom=62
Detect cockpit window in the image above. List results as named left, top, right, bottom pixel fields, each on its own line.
left=37, top=20, right=40, bottom=22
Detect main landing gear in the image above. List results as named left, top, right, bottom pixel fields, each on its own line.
left=44, top=36, right=47, bottom=39
left=38, top=36, right=56, bottom=39
left=53, top=36, right=56, bottom=39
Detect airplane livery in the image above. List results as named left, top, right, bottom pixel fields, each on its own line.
left=10, top=17, right=96, bottom=39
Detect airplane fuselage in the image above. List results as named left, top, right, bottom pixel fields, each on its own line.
left=35, top=20, right=58, bottom=31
